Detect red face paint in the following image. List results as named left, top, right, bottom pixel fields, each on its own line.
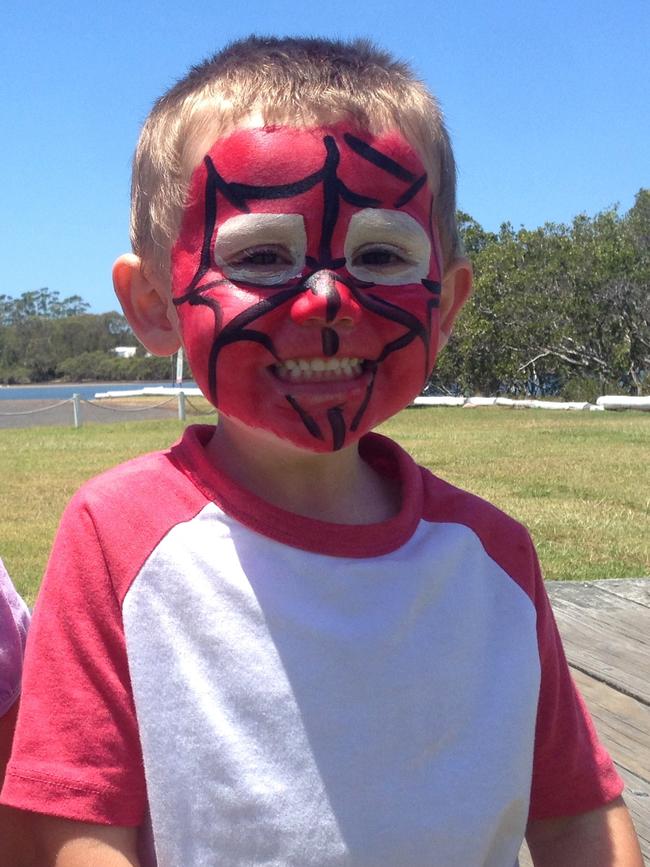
left=171, top=125, right=444, bottom=452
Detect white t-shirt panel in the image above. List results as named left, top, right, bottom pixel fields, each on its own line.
left=124, top=507, right=538, bottom=867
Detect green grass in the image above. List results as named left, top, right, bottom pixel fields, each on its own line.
left=1, top=408, right=648, bottom=604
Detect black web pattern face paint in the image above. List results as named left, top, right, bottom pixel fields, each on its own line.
left=321, top=327, right=339, bottom=357
left=173, top=128, right=442, bottom=452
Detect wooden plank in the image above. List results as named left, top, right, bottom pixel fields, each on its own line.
left=590, top=578, right=650, bottom=608
left=572, top=668, right=650, bottom=780
left=546, top=581, right=649, bottom=626
left=547, top=578, right=650, bottom=609
left=553, top=616, right=648, bottom=704
left=545, top=583, right=650, bottom=703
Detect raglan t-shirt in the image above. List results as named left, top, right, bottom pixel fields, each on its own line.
left=1, top=426, right=622, bottom=866
left=0, top=559, right=30, bottom=718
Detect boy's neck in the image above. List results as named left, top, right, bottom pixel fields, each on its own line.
left=205, top=418, right=399, bottom=525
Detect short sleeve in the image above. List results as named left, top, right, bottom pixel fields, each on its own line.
left=0, top=496, right=147, bottom=825
left=0, top=559, right=30, bottom=717
left=528, top=549, right=624, bottom=818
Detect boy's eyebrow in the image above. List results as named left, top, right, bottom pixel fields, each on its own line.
left=394, top=174, right=428, bottom=209
left=343, top=133, right=417, bottom=182
left=205, top=155, right=323, bottom=213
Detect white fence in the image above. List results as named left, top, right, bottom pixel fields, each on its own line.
left=412, top=395, right=650, bottom=412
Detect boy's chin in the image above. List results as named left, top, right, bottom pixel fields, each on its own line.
left=213, top=409, right=373, bottom=456
left=208, top=381, right=424, bottom=454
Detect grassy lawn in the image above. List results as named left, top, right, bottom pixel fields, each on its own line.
left=1, top=407, right=648, bottom=604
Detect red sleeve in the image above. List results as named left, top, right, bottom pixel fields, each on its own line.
left=0, top=493, right=146, bottom=825
left=528, top=549, right=623, bottom=819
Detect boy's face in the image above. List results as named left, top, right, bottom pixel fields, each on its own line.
left=171, top=124, right=444, bottom=452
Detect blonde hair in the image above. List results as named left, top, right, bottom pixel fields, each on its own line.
left=131, top=36, right=460, bottom=275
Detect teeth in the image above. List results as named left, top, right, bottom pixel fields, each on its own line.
left=274, top=358, right=364, bottom=382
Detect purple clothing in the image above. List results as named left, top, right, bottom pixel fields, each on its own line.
left=0, top=559, right=30, bottom=717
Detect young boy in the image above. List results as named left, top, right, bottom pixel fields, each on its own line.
left=1, top=37, right=642, bottom=867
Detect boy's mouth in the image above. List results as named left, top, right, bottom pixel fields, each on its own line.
left=272, top=357, right=365, bottom=383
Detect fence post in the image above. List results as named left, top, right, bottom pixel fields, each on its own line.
left=177, top=391, right=186, bottom=421
left=72, top=393, right=82, bottom=428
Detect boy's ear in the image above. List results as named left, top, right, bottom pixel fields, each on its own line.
left=112, top=254, right=181, bottom=356
left=438, top=257, right=473, bottom=348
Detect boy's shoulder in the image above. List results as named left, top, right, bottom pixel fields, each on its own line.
left=419, top=465, right=529, bottom=540
left=361, top=433, right=537, bottom=589
left=70, top=425, right=209, bottom=515
left=41, top=427, right=215, bottom=606
left=417, top=463, right=540, bottom=595
left=58, top=427, right=210, bottom=579
left=67, top=447, right=185, bottom=534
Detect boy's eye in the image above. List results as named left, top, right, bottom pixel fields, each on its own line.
left=353, top=246, right=408, bottom=268
left=344, top=209, right=432, bottom=286
left=228, top=246, right=294, bottom=268
left=214, top=213, right=307, bottom=286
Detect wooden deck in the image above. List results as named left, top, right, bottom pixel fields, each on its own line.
left=519, top=578, right=650, bottom=865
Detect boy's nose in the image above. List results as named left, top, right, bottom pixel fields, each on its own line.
left=290, top=271, right=361, bottom=327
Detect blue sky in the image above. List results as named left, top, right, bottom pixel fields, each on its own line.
left=1, top=0, right=648, bottom=313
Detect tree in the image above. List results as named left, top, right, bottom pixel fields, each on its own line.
left=516, top=195, right=650, bottom=395
left=0, top=290, right=136, bottom=383
left=0, top=289, right=89, bottom=324
left=430, top=190, right=649, bottom=397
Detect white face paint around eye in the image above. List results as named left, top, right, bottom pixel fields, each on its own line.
left=344, top=209, right=432, bottom=286
left=214, top=213, right=307, bottom=285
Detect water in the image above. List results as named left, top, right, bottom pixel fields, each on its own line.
left=0, top=381, right=199, bottom=401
